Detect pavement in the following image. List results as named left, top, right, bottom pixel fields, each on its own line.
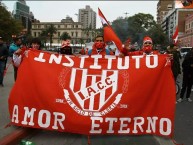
left=0, top=58, right=192, bottom=145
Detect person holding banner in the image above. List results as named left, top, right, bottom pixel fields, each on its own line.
left=140, top=36, right=159, bottom=55
left=13, top=38, right=42, bottom=68
left=119, top=36, right=159, bottom=56
left=86, top=35, right=114, bottom=55
left=119, top=38, right=133, bottom=57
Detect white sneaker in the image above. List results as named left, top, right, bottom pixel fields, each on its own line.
left=177, top=98, right=183, bottom=102
left=187, top=98, right=192, bottom=102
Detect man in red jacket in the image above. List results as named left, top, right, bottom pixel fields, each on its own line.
left=141, top=36, right=159, bottom=55
left=86, top=35, right=114, bottom=55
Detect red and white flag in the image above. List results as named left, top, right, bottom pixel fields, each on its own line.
left=172, top=26, right=178, bottom=45
left=98, top=8, right=123, bottom=52
left=9, top=50, right=176, bottom=137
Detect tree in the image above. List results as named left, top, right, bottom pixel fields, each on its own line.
left=127, top=13, right=156, bottom=45
left=60, top=32, right=71, bottom=40
left=40, top=30, right=49, bottom=48
left=146, top=24, right=169, bottom=48
left=46, top=24, right=57, bottom=47
left=112, top=17, right=129, bottom=42
left=111, top=13, right=157, bottom=46
left=0, top=4, right=23, bottom=42
left=82, top=26, right=91, bottom=42
left=79, top=38, right=84, bottom=48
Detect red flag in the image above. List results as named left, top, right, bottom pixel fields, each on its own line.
left=172, top=26, right=178, bottom=45
left=98, top=8, right=123, bottom=51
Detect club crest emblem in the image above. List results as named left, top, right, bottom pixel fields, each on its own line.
left=60, top=68, right=129, bottom=116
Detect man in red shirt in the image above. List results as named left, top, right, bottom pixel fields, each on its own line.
left=87, top=35, right=114, bottom=55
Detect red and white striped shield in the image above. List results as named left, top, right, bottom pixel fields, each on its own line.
left=69, top=68, right=118, bottom=113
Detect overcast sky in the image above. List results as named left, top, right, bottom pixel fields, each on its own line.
left=2, top=1, right=158, bottom=28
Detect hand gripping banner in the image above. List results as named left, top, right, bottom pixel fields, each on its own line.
left=8, top=50, right=176, bottom=138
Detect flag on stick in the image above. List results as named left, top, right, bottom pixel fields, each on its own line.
left=98, top=8, right=123, bottom=52
left=172, top=26, right=178, bottom=45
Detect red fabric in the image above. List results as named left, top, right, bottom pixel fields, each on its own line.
left=123, top=50, right=159, bottom=56
left=98, top=8, right=123, bottom=52
left=143, top=36, right=152, bottom=44
left=80, top=48, right=85, bottom=55
left=9, top=50, right=175, bottom=137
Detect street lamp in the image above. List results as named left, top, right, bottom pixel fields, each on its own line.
left=124, top=12, right=129, bottom=18
left=74, top=13, right=78, bottom=46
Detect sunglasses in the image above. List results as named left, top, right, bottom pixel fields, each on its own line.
left=96, top=40, right=103, bottom=42
left=144, top=42, right=152, bottom=45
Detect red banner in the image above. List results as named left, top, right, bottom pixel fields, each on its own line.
left=9, top=50, right=176, bottom=138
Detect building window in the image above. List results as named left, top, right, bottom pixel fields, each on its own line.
left=34, top=32, right=36, bottom=37
left=58, top=25, right=60, bottom=28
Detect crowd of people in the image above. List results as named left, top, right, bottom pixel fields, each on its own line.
left=0, top=34, right=193, bottom=103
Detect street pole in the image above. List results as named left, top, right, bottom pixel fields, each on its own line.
left=124, top=12, right=129, bottom=18
left=75, top=13, right=78, bottom=46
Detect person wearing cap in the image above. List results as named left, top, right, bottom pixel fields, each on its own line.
left=0, top=37, right=9, bottom=87
left=177, top=47, right=193, bottom=103
left=119, top=36, right=158, bottom=56
left=141, top=36, right=159, bottom=55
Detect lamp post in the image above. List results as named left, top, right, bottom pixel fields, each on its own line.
left=124, top=12, right=129, bottom=18
left=74, top=13, right=78, bottom=46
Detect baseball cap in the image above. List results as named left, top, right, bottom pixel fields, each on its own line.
left=143, top=36, right=153, bottom=44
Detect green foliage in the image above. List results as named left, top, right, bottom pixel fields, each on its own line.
left=147, top=24, right=169, bottom=46
left=0, top=4, right=23, bottom=42
left=60, top=32, right=71, bottom=40
left=112, top=17, right=129, bottom=42
left=111, top=12, right=168, bottom=47
left=45, top=24, right=57, bottom=46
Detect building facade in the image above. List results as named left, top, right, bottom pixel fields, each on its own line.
left=12, top=0, right=33, bottom=32
left=161, top=8, right=193, bottom=43
left=31, top=16, right=84, bottom=46
left=179, top=13, right=193, bottom=47
left=78, top=5, right=96, bottom=29
left=157, top=0, right=174, bottom=24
